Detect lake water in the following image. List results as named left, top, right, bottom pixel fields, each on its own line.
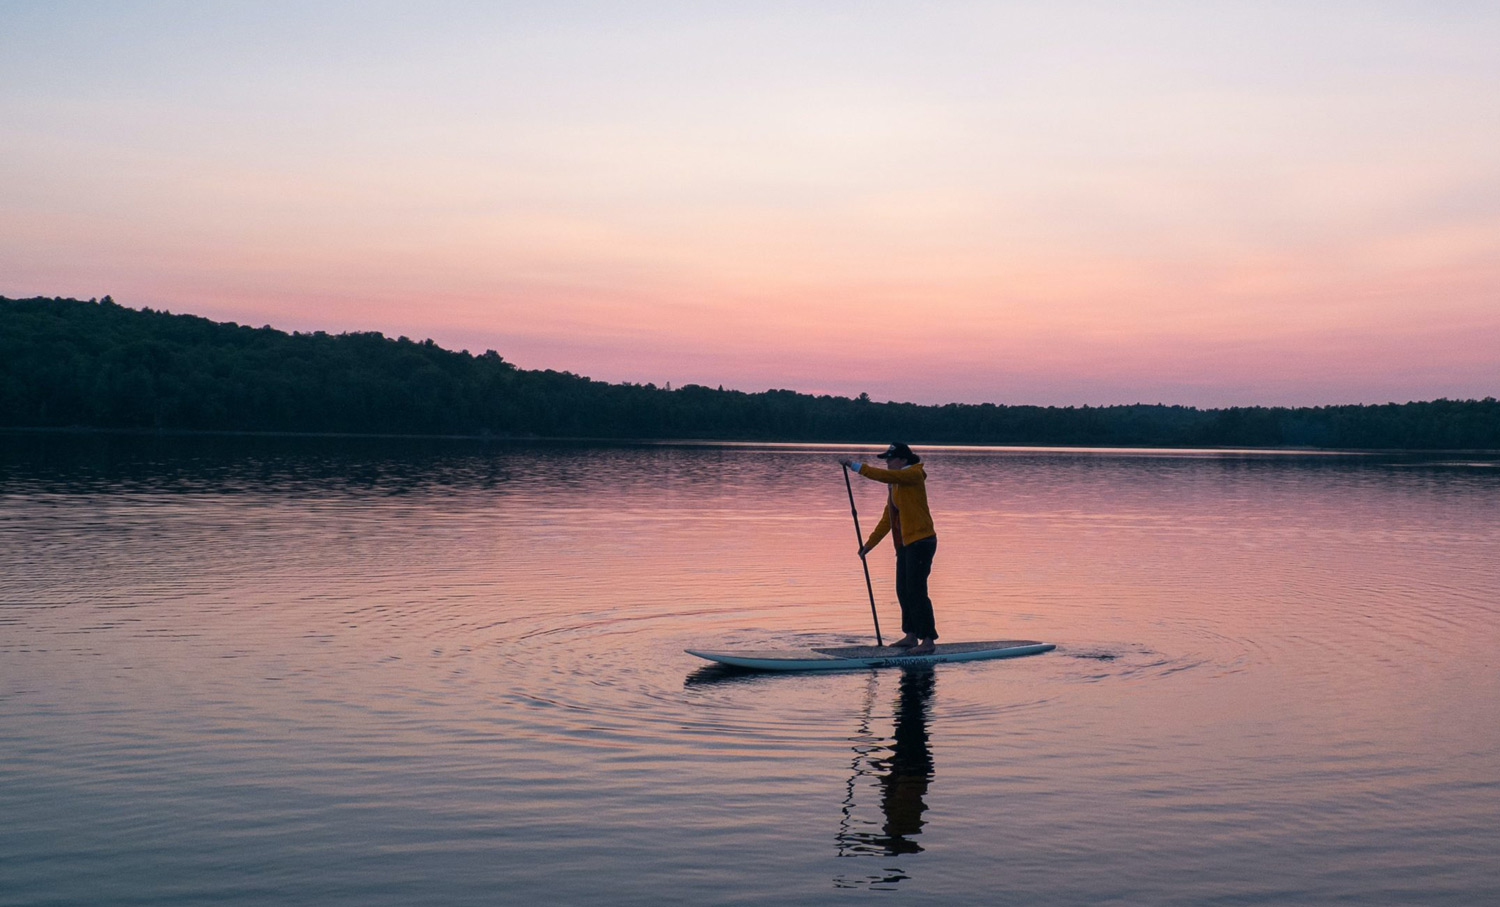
left=2, top=434, right=1498, bottom=905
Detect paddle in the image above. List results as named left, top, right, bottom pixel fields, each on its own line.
left=842, top=465, right=884, bottom=646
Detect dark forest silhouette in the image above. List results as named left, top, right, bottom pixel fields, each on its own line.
left=3, top=295, right=1496, bottom=449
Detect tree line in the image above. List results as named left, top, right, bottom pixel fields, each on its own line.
left=3, top=295, right=1497, bottom=449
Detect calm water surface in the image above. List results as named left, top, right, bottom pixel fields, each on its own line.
left=2, top=435, right=1498, bottom=905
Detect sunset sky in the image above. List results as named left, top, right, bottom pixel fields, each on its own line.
left=3, top=1, right=1498, bottom=406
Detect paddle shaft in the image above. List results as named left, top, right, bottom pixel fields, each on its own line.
left=842, top=465, right=884, bottom=646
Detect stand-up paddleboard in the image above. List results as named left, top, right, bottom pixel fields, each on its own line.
left=686, top=639, right=1055, bottom=672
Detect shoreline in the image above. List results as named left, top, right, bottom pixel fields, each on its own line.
left=4, top=425, right=1498, bottom=456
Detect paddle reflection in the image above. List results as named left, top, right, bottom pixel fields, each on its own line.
left=834, top=666, right=936, bottom=889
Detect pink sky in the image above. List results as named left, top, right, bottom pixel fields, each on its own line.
left=3, top=2, right=1498, bottom=406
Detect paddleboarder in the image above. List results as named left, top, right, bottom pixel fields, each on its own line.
left=840, top=443, right=939, bottom=653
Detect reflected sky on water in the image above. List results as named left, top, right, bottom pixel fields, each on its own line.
left=2, top=433, right=1498, bottom=904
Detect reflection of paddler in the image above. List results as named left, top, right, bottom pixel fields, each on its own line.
left=876, top=666, right=936, bottom=850
left=836, top=666, right=937, bottom=862
left=840, top=443, right=939, bottom=653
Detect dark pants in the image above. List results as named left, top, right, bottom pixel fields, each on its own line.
left=895, top=535, right=938, bottom=639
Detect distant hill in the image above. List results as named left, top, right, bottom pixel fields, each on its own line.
left=3, top=295, right=1497, bottom=449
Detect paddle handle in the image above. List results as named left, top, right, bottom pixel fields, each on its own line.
left=843, top=465, right=883, bottom=646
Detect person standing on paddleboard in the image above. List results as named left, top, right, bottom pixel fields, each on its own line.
left=840, top=443, right=939, bottom=654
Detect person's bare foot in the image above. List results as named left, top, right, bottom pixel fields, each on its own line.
left=910, top=639, right=936, bottom=654
left=890, top=634, right=919, bottom=648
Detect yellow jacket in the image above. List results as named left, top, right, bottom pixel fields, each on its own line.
left=858, top=462, right=936, bottom=550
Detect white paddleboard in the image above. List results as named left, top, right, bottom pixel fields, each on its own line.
left=686, top=639, right=1055, bottom=672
